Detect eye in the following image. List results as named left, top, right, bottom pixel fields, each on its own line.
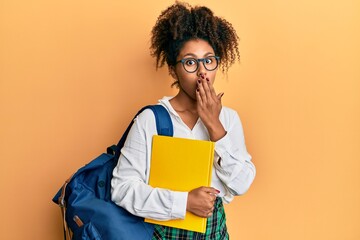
left=184, top=59, right=197, bottom=66
left=204, top=57, right=213, bottom=64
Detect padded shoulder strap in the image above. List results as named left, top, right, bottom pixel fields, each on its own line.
left=141, top=105, right=173, bottom=137
left=113, top=105, right=173, bottom=160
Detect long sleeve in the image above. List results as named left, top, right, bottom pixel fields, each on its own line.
left=111, top=97, right=255, bottom=219
left=214, top=108, right=256, bottom=203
left=111, top=109, right=188, bottom=220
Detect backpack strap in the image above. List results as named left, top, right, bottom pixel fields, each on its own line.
left=113, top=104, right=173, bottom=161
left=142, top=105, right=173, bottom=137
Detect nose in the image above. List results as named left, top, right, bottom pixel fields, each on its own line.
left=197, top=61, right=207, bottom=78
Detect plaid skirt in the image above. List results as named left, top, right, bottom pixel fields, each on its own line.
left=152, top=197, right=229, bottom=240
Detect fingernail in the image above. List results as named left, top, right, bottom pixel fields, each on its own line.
left=197, top=80, right=201, bottom=84
left=216, top=189, right=220, bottom=193
left=220, top=93, right=224, bottom=97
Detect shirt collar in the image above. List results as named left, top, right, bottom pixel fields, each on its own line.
left=158, top=96, right=180, bottom=118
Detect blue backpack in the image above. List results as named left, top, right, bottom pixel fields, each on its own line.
left=52, top=105, right=173, bottom=240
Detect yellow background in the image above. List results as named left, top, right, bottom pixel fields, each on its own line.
left=0, top=0, right=359, bottom=239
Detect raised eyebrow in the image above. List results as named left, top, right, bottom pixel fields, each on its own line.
left=182, top=52, right=215, bottom=58
left=204, top=52, right=215, bottom=57
left=182, top=53, right=197, bottom=59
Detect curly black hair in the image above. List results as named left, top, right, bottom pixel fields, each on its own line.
left=150, top=1, right=240, bottom=73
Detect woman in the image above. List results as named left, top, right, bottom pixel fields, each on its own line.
left=111, top=2, right=256, bottom=239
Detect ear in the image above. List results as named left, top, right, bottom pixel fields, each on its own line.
left=168, top=66, right=177, bottom=80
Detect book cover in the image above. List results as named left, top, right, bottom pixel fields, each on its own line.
left=145, top=135, right=214, bottom=233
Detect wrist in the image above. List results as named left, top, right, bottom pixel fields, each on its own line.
left=207, top=121, right=226, bottom=141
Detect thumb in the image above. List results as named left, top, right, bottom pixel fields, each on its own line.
left=203, top=187, right=221, bottom=195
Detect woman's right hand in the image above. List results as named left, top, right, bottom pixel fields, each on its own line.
left=186, top=186, right=219, bottom=218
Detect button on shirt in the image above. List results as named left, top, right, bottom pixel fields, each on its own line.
left=111, top=96, right=256, bottom=221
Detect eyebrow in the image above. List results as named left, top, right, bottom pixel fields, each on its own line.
left=182, top=52, right=214, bottom=58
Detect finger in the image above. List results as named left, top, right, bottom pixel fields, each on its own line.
left=211, top=194, right=218, bottom=205
left=217, top=92, right=224, bottom=101
left=205, top=77, right=218, bottom=101
left=197, top=78, right=208, bottom=102
left=196, top=86, right=204, bottom=107
left=207, top=207, right=215, bottom=217
left=209, top=193, right=217, bottom=204
left=201, top=77, right=212, bottom=101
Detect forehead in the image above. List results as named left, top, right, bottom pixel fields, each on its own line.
left=178, top=39, right=215, bottom=58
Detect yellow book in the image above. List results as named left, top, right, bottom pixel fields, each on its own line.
left=145, top=135, right=214, bottom=233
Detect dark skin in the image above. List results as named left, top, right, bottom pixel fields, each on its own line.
left=169, top=39, right=226, bottom=218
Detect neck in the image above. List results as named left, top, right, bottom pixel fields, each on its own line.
left=170, top=90, right=197, bottom=113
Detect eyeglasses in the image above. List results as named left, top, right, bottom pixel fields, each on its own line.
left=175, top=56, right=220, bottom=73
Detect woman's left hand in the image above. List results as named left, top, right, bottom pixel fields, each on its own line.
left=196, top=75, right=226, bottom=141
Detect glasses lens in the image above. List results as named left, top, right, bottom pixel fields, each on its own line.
left=203, top=56, right=218, bottom=71
left=183, top=58, right=198, bottom=73
left=181, top=56, right=219, bottom=73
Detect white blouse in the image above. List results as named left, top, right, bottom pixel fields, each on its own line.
left=111, top=96, right=256, bottom=220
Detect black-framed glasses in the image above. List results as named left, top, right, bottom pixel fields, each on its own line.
left=175, top=56, right=220, bottom=73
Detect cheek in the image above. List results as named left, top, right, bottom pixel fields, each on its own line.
left=207, top=71, right=217, bottom=84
